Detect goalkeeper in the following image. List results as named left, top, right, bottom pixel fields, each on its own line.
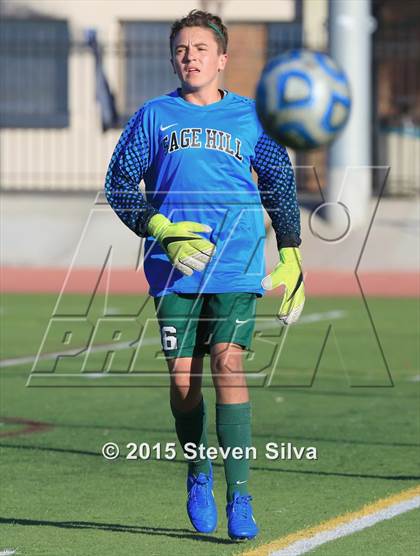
left=105, top=9, right=304, bottom=541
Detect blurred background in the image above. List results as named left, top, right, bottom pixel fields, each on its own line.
left=0, top=0, right=419, bottom=291
left=1, top=5, right=418, bottom=554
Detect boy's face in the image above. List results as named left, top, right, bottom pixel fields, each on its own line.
left=171, top=26, right=227, bottom=91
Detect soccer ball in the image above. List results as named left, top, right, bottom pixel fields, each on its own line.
left=256, top=49, right=351, bottom=150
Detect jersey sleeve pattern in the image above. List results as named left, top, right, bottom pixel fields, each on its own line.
left=105, top=107, right=158, bottom=237
left=252, top=132, right=302, bottom=249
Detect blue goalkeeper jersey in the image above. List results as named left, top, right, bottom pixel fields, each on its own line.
left=105, top=89, right=301, bottom=297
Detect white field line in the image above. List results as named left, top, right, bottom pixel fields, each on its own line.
left=269, top=496, right=420, bottom=556
left=0, top=310, right=345, bottom=369
left=241, top=487, right=420, bottom=556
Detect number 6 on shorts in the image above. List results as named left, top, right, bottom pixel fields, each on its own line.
left=161, top=326, right=178, bottom=351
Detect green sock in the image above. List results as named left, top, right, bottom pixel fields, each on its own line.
left=171, top=398, right=211, bottom=477
left=216, top=401, right=251, bottom=502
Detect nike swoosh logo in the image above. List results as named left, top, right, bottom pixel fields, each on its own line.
left=236, top=480, right=247, bottom=484
left=160, top=123, right=178, bottom=131
left=235, top=319, right=247, bottom=324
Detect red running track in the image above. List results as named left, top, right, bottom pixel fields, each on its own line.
left=1, top=267, right=419, bottom=296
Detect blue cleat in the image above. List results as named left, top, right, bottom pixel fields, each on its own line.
left=186, top=467, right=217, bottom=533
left=226, top=492, right=259, bottom=540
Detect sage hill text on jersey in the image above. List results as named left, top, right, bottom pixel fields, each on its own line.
left=162, top=128, right=244, bottom=162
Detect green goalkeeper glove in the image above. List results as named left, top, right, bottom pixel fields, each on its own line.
left=261, top=247, right=305, bottom=325
left=147, top=214, right=216, bottom=276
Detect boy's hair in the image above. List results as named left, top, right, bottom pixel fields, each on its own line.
left=170, top=9, right=228, bottom=54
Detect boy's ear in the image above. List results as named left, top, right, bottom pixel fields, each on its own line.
left=218, top=53, right=228, bottom=72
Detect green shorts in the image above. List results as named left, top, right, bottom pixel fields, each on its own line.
left=154, top=293, right=257, bottom=359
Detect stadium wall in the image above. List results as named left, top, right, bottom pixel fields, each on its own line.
left=0, top=0, right=296, bottom=191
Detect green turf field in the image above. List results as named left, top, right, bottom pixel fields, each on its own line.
left=1, top=293, right=419, bottom=555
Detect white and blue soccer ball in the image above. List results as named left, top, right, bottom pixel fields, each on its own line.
left=256, top=49, right=351, bottom=150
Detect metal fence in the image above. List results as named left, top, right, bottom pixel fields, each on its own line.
left=0, top=16, right=418, bottom=195
left=372, top=11, right=420, bottom=195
